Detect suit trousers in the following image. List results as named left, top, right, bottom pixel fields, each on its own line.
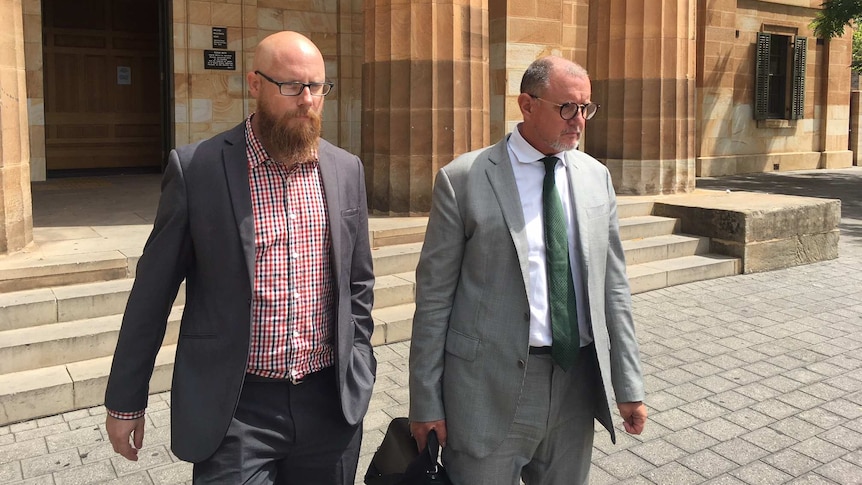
left=441, top=344, right=604, bottom=485
left=192, top=367, right=362, bottom=485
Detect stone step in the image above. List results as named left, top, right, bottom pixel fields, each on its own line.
left=0, top=251, right=130, bottom=294
left=0, top=301, right=420, bottom=426
left=0, top=221, right=429, bottom=294
left=0, top=344, right=176, bottom=426
left=617, top=199, right=655, bottom=219
left=627, top=254, right=741, bottom=294
left=0, top=307, right=183, bottom=374
left=619, top=215, right=680, bottom=241
left=371, top=302, right=416, bottom=347
left=622, top=233, right=710, bottom=265
left=374, top=272, right=415, bottom=309
left=371, top=242, right=423, bottom=277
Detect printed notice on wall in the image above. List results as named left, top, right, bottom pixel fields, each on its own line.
left=204, top=50, right=236, bottom=70
left=117, top=66, right=131, bottom=85
left=212, top=27, right=227, bottom=49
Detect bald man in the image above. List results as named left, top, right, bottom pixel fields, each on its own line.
left=105, top=31, right=376, bottom=484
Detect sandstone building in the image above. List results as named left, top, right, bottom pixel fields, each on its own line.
left=0, top=0, right=854, bottom=254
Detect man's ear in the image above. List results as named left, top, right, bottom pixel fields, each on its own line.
left=247, top=71, right=260, bottom=97
left=517, top=92, right=533, bottom=118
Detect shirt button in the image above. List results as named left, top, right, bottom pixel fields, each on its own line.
left=292, top=252, right=299, bottom=260
left=293, top=331, right=300, bottom=337
left=294, top=292, right=300, bottom=299
left=289, top=212, right=297, bottom=220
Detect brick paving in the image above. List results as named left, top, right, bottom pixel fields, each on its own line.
left=2, top=167, right=861, bottom=484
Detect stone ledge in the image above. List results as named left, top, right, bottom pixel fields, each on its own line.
left=651, top=189, right=840, bottom=273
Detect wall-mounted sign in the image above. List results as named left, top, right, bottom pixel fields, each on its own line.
left=204, top=50, right=236, bottom=70
left=117, top=66, right=131, bottom=85
left=212, top=27, right=227, bottom=49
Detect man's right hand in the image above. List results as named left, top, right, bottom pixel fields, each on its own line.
left=409, top=419, right=447, bottom=452
left=106, top=415, right=145, bottom=461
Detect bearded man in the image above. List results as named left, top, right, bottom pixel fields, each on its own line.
left=104, top=31, right=376, bottom=485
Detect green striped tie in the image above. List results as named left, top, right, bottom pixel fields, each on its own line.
left=542, top=156, right=579, bottom=370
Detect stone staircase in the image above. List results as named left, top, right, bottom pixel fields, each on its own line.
left=0, top=201, right=739, bottom=426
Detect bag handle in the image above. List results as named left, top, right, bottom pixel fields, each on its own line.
left=425, top=429, right=441, bottom=474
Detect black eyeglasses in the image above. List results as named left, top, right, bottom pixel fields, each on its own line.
left=255, top=70, right=334, bottom=97
left=529, top=95, right=600, bottom=120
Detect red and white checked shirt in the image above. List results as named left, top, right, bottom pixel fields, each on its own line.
left=244, top=115, right=336, bottom=382
left=108, top=116, right=335, bottom=420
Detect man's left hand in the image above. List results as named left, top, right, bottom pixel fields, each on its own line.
left=618, top=401, right=647, bottom=435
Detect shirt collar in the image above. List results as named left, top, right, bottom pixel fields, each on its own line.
left=509, top=123, right=565, bottom=165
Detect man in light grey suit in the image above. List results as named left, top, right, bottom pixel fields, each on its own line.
left=104, top=31, right=375, bottom=484
left=409, top=56, right=646, bottom=484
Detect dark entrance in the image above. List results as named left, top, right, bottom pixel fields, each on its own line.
left=41, top=0, right=172, bottom=175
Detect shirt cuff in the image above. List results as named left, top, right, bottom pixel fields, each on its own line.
left=107, top=408, right=146, bottom=420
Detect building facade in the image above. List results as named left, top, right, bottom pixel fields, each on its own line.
left=0, top=0, right=853, bottom=254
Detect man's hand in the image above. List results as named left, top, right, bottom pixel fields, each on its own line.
left=106, top=415, right=145, bottom=461
left=409, top=419, right=447, bottom=452
left=618, top=401, right=647, bottom=435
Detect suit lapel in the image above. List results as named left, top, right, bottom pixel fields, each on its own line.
left=563, top=151, right=591, bottom=284
left=317, top=140, right=343, bottom=280
left=221, top=124, right=255, bottom=288
left=485, top=137, right=531, bottom=295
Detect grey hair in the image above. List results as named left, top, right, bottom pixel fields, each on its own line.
left=520, top=57, right=589, bottom=95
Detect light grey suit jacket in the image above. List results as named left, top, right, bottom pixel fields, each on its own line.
left=105, top=123, right=376, bottom=463
left=409, top=135, right=644, bottom=458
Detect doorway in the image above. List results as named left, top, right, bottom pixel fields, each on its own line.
left=41, top=0, right=170, bottom=175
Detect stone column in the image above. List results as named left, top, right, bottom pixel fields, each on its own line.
left=586, top=0, right=696, bottom=195
left=819, top=35, right=854, bottom=169
left=0, top=0, right=33, bottom=254
left=363, top=0, right=490, bottom=215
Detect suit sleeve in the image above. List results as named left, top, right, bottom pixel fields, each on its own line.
left=603, top=169, right=645, bottom=403
left=105, top=149, right=192, bottom=414
left=409, top=167, right=466, bottom=422
left=350, top=158, right=375, bottom=356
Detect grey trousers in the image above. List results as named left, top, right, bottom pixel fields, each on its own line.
left=192, top=367, right=362, bottom=485
left=442, top=344, right=604, bottom=485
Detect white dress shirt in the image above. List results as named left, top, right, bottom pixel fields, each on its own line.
left=507, top=124, right=593, bottom=348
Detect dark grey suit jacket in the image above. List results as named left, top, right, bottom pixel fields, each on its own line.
left=105, top=123, right=376, bottom=463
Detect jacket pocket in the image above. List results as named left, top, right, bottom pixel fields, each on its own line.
left=445, top=329, right=480, bottom=361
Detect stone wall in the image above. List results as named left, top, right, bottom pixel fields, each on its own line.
left=696, top=0, right=853, bottom=177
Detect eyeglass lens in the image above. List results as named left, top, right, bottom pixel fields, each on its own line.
left=279, top=82, right=332, bottom=96
left=561, top=103, right=598, bottom=120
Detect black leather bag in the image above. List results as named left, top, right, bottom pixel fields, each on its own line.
left=365, top=418, right=453, bottom=485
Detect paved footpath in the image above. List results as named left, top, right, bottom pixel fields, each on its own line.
left=2, top=167, right=861, bottom=484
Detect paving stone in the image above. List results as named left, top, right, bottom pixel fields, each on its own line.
left=21, top=449, right=81, bottom=479
left=663, top=428, right=719, bottom=453
left=724, top=408, right=775, bottom=431
left=786, top=474, right=841, bottom=484
left=768, top=416, right=824, bottom=442
left=13, top=424, right=70, bottom=443
left=821, top=399, right=862, bottom=419
left=741, top=427, right=799, bottom=453
left=644, top=390, right=687, bottom=412
left=0, top=438, right=49, bottom=463
left=593, top=450, right=654, bottom=479
left=45, top=427, right=104, bottom=453
left=729, top=460, right=793, bottom=484
left=0, top=461, right=23, bottom=483
left=6, top=475, right=55, bottom=484
left=104, top=471, right=154, bottom=484
left=53, top=460, right=116, bottom=485
left=112, top=446, right=172, bottom=477
left=707, top=390, right=757, bottom=411
left=712, top=437, right=770, bottom=465
left=751, top=398, right=802, bottom=420
left=678, top=449, right=737, bottom=478
left=793, top=437, right=849, bottom=463
left=642, top=462, right=704, bottom=485
left=148, top=461, right=192, bottom=485
left=762, top=375, right=805, bottom=393
left=650, top=408, right=700, bottom=432
left=666, top=382, right=713, bottom=402
left=679, top=399, right=729, bottom=421
left=628, top=439, right=687, bottom=466
left=762, top=449, right=822, bottom=477
left=775, top=390, right=826, bottom=410
left=817, top=425, right=862, bottom=452
left=695, top=417, right=747, bottom=442
left=796, top=408, right=845, bottom=431
left=813, top=458, right=862, bottom=485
